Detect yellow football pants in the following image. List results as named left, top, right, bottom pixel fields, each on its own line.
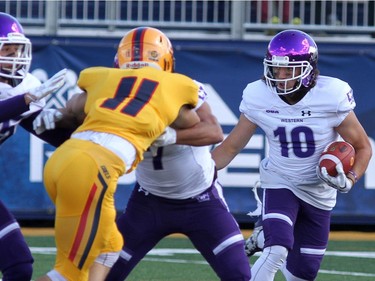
left=44, top=138, right=125, bottom=281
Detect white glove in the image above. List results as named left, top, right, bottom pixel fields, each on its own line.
left=316, top=164, right=353, bottom=193
left=149, top=127, right=177, bottom=157
left=28, top=69, right=67, bottom=101
left=153, top=127, right=177, bottom=147
left=33, top=108, right=63, bottom=134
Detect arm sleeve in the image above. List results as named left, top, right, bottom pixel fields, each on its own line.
left=192, top=80, right=208, bottom=110
left=0, top=94, right=29, bottom=122
left=20, top=111, right=75, bottom=147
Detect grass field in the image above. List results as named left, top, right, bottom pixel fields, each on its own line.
left=18, top=229, right=375, bottom=281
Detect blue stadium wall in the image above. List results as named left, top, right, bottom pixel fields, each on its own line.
left=2, top=36, right=375, bottom=225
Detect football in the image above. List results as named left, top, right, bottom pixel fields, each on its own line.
left=318, top=141, right=355, bottom=177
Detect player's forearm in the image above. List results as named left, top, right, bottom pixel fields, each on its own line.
left=54, top=91, right=86, bottom=129
left=211, top=145, right=238, bottom=170
left=20, top=112, right=75, bottom=147
left=175, top=119, right=223, bottom=146
left=55, top=108, right=84, bottom=129
left=350, top=147, right=372, bottom=181
left=0, top=94, right=30, bottom=122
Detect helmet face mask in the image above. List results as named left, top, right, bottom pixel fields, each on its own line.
left=264, top=56, right=313, bottom=95
left=117, top=27, right=175, bottom=72
left=263, top=29, right=318, bottom=95
left=0, top=13, right=31, bottom=80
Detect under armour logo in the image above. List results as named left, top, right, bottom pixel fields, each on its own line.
left=301, top=110, right=311, bottom=116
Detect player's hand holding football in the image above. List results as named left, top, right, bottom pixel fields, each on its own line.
left=28, top=68, right=67, bottom=101
left=316, top=164, right=353, bottom=193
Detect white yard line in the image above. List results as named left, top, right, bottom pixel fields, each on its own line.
left=29, top=247, right=375, bottom=278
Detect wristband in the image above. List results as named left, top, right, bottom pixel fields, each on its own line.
left=347, top=170, right=358, bottom=183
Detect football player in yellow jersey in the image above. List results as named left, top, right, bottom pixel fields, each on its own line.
left=35, top=27, right=202, bottom=281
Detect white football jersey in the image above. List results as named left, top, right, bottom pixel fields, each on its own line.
left=0, top=73, right=44, bottom=144
left=136, top=144, right=216, bottom=199
left=240, top=76, right=355, bottom=210
left=136, top=82, right=213, bottom=199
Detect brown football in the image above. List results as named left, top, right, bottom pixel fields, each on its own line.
left=319, top=141, right=355, bottom=177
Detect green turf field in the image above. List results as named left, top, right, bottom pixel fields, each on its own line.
left=21, top=234, right=375, bottom=281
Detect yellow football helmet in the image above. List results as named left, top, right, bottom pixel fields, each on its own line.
left=117, top=27, right=174, bottom=72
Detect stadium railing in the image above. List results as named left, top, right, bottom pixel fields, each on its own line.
left=1, top=0, right=375, bottom=41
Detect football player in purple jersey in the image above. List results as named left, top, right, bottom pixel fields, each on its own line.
left=212, top=29, right=372, bottom=280
left=0, top=12, right=68, bottom=281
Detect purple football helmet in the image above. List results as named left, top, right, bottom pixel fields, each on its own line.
left=0, top=12, right=31, bottom=79
left=263, top=29, right=318, bottom=95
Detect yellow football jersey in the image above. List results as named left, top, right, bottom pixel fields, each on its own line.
left=75, top=66, right=198, bottom=169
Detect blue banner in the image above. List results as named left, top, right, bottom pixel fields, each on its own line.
left=1, top=37, right=374, bottom=224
